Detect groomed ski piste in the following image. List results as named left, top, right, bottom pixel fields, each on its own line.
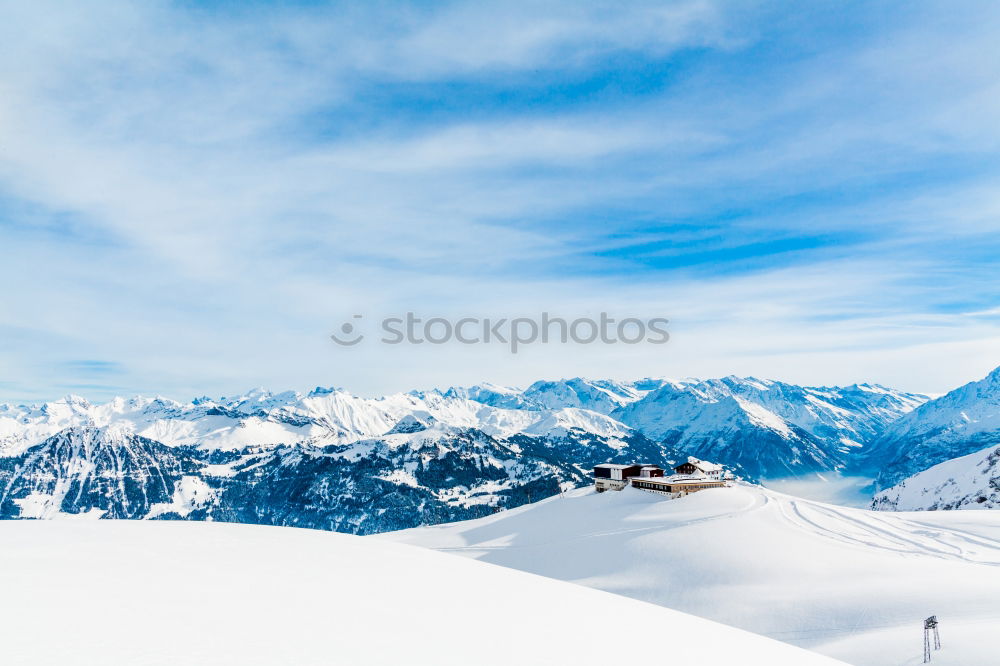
left=0, top=519, right=845, bottom=666
left=384, top=484, right=1000, bottom=666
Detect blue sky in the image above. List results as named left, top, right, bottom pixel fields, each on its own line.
left=1, top=0, right=998, bottom=402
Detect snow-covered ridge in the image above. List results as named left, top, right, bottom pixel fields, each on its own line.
left=613, top=376, right=926, bottom=445
left=605, top=375, right=928, bottom=478
left=0, top=386, right=640, bottom=455
left=865, top=365, right=1000, bottom=490
left=442, top=376, right=673, bottom=413
left=0, top=374, right=927, bottom=461
left=440, top=375, right=930, bottom=476
left=873, top=443, right=1000, bottom=511
left=0, top=374, right=936, bottom=485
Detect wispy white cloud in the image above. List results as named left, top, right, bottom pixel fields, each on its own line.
left=0, top=0, right=998, bottom=402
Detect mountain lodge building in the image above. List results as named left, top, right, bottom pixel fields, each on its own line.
left=594, top=458, right=728, bottom=497
left=673, top=459, right=724, bottom=479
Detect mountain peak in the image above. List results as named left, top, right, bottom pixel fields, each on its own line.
left=57, top=394, right=92, bottom=408
left=865, top=365, right=1000, bottom=489
left=46, top=423, right=138, bottom=449
left=386, top=413, right=436, bottom=435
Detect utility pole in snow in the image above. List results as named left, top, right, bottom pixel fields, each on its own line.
left=923, top=616, right=941, bottom=663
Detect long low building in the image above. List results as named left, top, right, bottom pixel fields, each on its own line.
left=630, top=476, right=727, bottom=496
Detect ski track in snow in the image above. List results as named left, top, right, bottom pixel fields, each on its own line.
left=438, top=488, right=1000, bottom=566
left=777, top=497, right=1000, bottom=565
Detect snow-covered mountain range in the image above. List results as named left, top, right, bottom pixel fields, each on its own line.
left=867, top=364, right=1000, bottom=512
left=0, top=386, right=680, bottom=532
left=0, top=421, right=671, bottom=533
left=611, top=377, right=926, bottom=478
left=0, top=366, right=997, bottom=527
left=864, top=366, right=1000, bottom=512
left=454, top=376, right=928, bottom=478
left=0, top=387, right=641, bottom=454
left=863, top=365, right=1000, bottom=491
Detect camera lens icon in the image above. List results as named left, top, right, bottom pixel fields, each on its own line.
left=330, top=315, right=364, bottom=346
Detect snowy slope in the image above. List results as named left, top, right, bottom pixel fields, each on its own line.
left=0, top=521, right=846, bottom=666
left=866, top=366, right=1000, bottom=490
left=872, top=444, right=1000, bottom=511
left=385, top=484, right=1000, bottom=666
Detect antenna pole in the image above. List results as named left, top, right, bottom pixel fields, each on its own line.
left=923, top=616, right=940, bottom=663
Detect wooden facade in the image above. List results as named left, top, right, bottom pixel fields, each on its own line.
left=673, top=462, right=699, bottom=475
left=673, top=460, right=723, bottom=479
